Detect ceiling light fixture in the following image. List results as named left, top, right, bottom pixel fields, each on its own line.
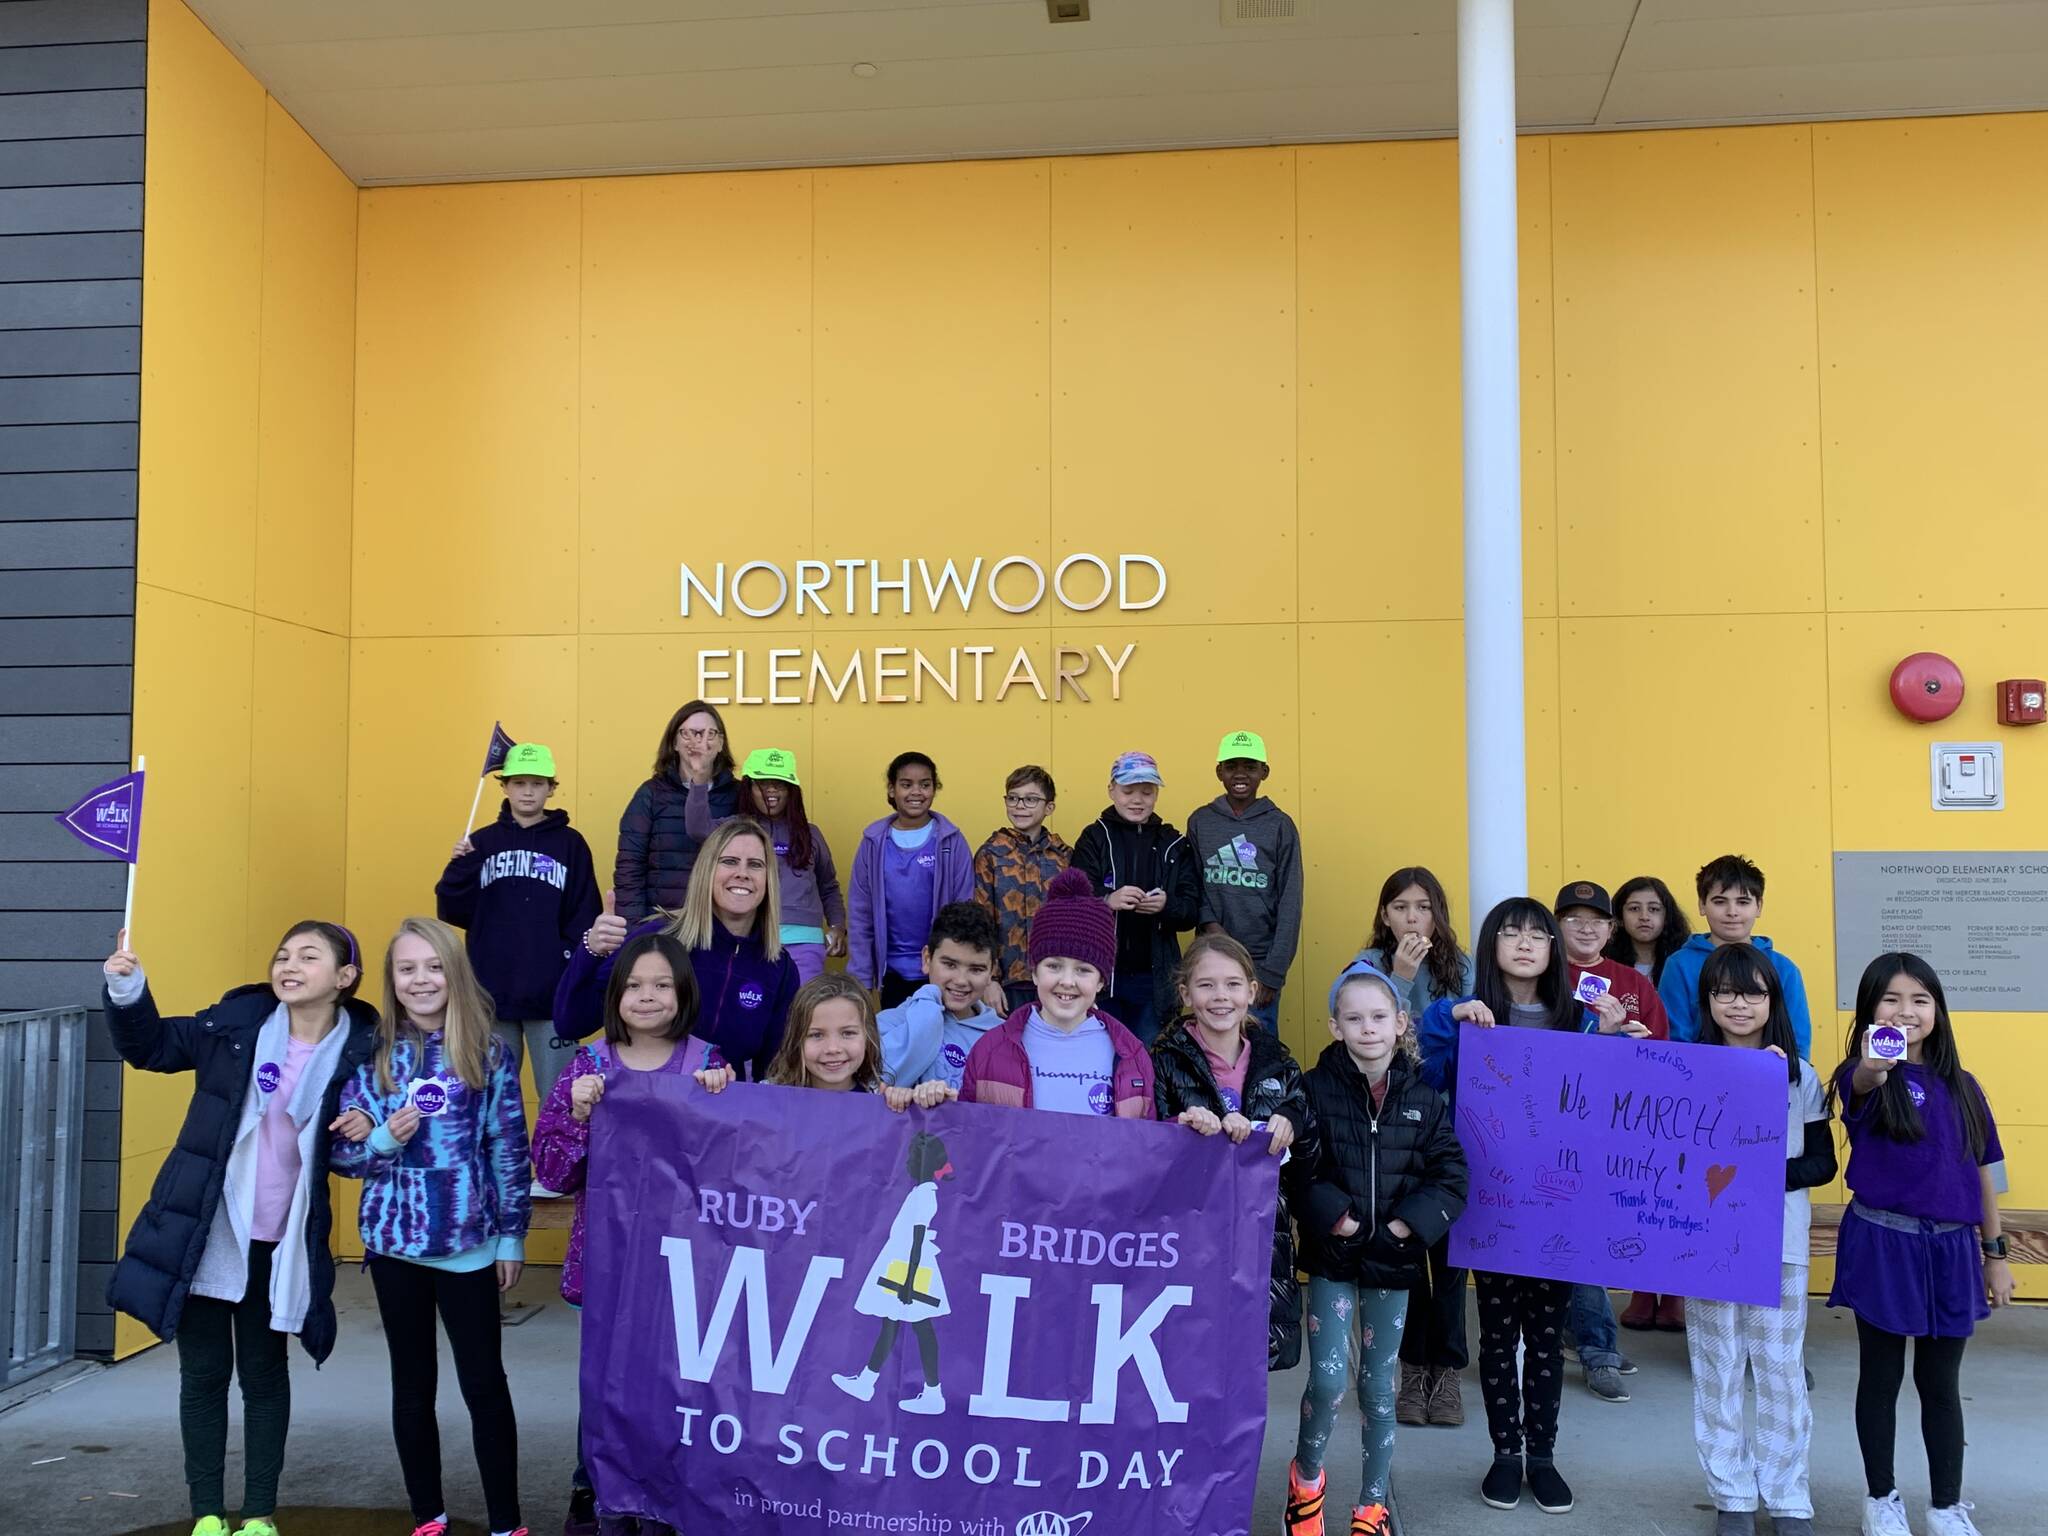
left=1047, top=0, right=1090, bottom=20
left=851, top=61, right=880, bottom=78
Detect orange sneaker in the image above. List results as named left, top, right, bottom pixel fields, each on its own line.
left=1286, top=1461, right=1327, bottom=1536
left=1352, top=1504, right=1394, bottom=1536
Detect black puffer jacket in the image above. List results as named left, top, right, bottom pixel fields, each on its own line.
left=614, top=769, right=739, bottom=921
left=1287, top=1043, right=1468, bottom=1289
left=1151, top=1018, right=1316, bottom=1370
left=105, top=983, right=379, bottom=1363
left=1071, top=810, right=1200, bottom=1020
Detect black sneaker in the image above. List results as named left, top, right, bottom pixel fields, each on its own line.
left=1526, top=1459, right=1574, bottom=1514
left=1584, top=1364, right=1630, bottom=1402
left=1616, top=1352, right=1639, bottom=1375
left=564, top=1484, right=598, bottom=1536
left=1481, top=1456, right=1522, bottom=1510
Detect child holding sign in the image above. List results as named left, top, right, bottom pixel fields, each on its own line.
left=104, top=922, right=375, bottom=1536
left=532, top=931, right=732, bottom=1536
left=1828, top=954, right=2013, bottom=1536
left=330, top=918, right=530, bottom=1536
left=1151, top=933, right=1310, bottom=1369
left=1284, top=961, right=1467, bottom=1536
left=1417, top=897, right=1583, bottom=1515
left=1688, top=943, right=1836, bottom=1536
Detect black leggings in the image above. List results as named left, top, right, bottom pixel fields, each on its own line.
left=1855, top=1318, right=1968, bottom=1508
left=1398, top=1235, right=1470, bottom=1370
left=177, top=1239, right=289, bottom=1519
left=865, top=1318, right=941, bottom=1386
left=1475, top=1270, right=1570, bottom=1459
left=368, top=1255, right=521, bottom=1533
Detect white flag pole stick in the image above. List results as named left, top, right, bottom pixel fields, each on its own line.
left=123, top=753, right=144, bottom=943
left=462, top=774, right=486, bottom=839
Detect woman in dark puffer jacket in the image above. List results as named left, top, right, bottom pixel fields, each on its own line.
left=614, top=700, right=740, bottom=921
left=1150, top=934, right=1315, bottom=1372
left=1280, top=960, right=1468, bottom=1536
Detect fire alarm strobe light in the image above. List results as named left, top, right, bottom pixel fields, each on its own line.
left=1998, top=679, right=2046, bottom=726
left=1889, top=651, right=1964, bottom=724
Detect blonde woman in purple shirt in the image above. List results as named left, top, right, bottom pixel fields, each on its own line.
left=1827, top=953, right=2013, bottom=1536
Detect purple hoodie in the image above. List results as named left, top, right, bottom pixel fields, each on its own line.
left=845, top=812, right=974, bottom=989
left=552, top=918, right=799, bottom=1082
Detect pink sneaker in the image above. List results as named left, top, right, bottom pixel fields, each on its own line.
left=410, top=1523, right=448, bottom=1536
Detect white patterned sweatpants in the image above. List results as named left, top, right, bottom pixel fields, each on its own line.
left=1687, top=1261, right=1813, bottom=1518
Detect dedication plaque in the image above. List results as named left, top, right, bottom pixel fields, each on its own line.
left=1833, top=852, right=2048, bottom=1011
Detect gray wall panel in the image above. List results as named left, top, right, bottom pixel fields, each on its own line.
left=0, top=232, right=141, bottom=282
left=0, top=373, right=140, bottom=425
left=0, top=89, right=144, bottom=143
left=0, top=136, right=144, bottom=188
left=0, top=814, right=119, bottom=860
left=0, top=860, right=126, bottom=907
left=0, top=44, right=147, bottom=95
left=0, top=183, right=143, bottom=234
left=0, top=666, right=134, bottom=715
left=0, top=517, right=135, bottom=565
left=0, top=469, right=136, bottom=519
left=0, top=712, right=130, bottom=761
left=0, top=958, right=110, bottom=1009
left=0, top=422, right=138, bottom=470
left=0, top=911, right=124, bottom=960
left=0, top=568, right=137, bottom=616
left=0, top=2, right=147, bottom=48
left=0, top=327, right=139, bottom=376
left=0, top=278, right=140, bottom=329
left=0, top=616, right=134, bottom=664
left=0, top=765, right=131, bottom=812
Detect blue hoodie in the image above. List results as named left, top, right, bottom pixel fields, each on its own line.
left=878, top=982, right=1003, bottom=1091
left=1656, top=933, right=1812, bottom=1057
left=1417, top=992, right=1601, bottom=1106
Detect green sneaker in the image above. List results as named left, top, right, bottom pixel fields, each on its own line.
left=233, top=1522, right=279, bottom=1536
left=191, top=1520, right=230, bottom=1536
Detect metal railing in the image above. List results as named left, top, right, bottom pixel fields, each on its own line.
left=0, top=1007, right=86, bottom=1390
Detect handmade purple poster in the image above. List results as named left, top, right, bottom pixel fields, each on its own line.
left=580, top=1075, right=1275, bottom=1536
left=1446, top=1023, right=1787, bottom=1306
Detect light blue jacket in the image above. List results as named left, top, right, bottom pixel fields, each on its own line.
left=1656, top=933, right=1812, bottom=1057
left=879, top=982, right=1003, bottom=1091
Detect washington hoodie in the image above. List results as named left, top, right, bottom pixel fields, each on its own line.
left=878, top=982, right=1004, bottom=1091
left=1656, top=932, right=1813, bottom=1057
left=436, top=804, right=601, bottom=1021
left=1184, top=795, right=1304, bottom=991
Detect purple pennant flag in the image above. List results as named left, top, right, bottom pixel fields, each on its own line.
left=54, top=770, right=144, bottom=863
left=480, top=722, right=517, bottom=777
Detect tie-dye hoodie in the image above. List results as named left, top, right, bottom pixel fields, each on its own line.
left=331, top=1028, right=530, bottom=1266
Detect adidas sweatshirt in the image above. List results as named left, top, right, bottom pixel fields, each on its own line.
left=1185, top=795, right=1304, bottom=991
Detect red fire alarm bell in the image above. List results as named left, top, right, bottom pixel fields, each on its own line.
left=1889, top=652, right=1964, bottom=724
left=1998, top=679, right=2046, bottom=726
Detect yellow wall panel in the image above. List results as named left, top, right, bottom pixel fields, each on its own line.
left=353, top=182, right=580, bottom=638
left=1050, top=151, right=1296, bottom=628
left=139, top=0, right=264, bottom=611
left=1552, top=127, right=1824, bottom=617
left=254, top=100, right=358, bottom=638
left=247, top=619, right=350, bottom=967
left=1815, top=115, right=2048, bottom=611
left=581, top=172, right=813, bottom=637
left=816, top=161, right=1051, bottom=636
left=1558, top=615, right=1836, bottom=993
left=346, top=637, right=580, bottom=952
left=125, top=587, right=254, bottom=1174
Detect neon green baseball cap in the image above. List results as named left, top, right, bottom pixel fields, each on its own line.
left=499, top=742, right=558, bottom=780
left=1216, top=729, right=1268, bottom=765
left=741, top=747, right=800, bottom=786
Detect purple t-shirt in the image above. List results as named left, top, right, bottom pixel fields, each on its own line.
left=1838, top=1064, right=2002, bottom=1225
left=884, top=824, right=939, bottom=981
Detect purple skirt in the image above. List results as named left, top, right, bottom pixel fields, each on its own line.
left=1828, top=1205, right=1989, bottom=1338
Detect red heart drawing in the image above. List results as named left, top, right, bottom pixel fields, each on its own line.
left=1706, top=1164, right=1737, bottom=1204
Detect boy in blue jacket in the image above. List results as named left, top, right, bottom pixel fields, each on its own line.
left=879, top=902, right=1004, bottom=1091
left=436, top=741, right=601, bottom=1119
left=1656, top=853, right=1813, bottom=1056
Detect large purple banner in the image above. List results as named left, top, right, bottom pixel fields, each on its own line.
left=1446, top=1023, right=1787, bottom=1306
left=581, top=1074, right=1276, bottom=1535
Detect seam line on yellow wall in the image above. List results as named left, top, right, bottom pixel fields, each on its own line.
left=135, top=580, right=350, bottom=641
left=1542, top=135, right=1565, bottom=886
left=244, top=95, right=272, bottom=971
left=1806, top=122, right=1843, bottom=1043
left=342, top=119, right=363, bottom=940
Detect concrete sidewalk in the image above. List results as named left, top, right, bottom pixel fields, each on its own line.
left=5, top=1270, right=2043, bottom=1535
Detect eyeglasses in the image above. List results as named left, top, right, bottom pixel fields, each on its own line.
left=678, top=727, right=724, bottom=744
left=1707, top=988, right=1770, bottom=1005
left=1004, top=795, right=1048, bottom=808
left=1498, top=928, right=1553, bottom=946
left=1559, top=914, right=1612, bottom=930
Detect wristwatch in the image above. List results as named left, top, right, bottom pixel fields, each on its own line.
left=1981, top=1234, right=2011, bottom=1259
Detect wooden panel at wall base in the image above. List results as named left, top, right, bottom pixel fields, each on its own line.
left=1815, top=115, right=2048, bottom=613
left=1552, top=126, right=1824, bottom=618
left=247, top=619, right=349, bottom=971
left=815, top=160, right=1050, bottom=639
left=580, top=170, right=813, bottom=638
left=253, top=100, right=358, bottom=639
left=353, top=182, right=580, bottom=639
left=1051, top=150, right=1297, bottom=630
left=347, top=637, right=580, bottom=956
left=136, top=0, right=263, bottom=612
left=1556, top=614, right=1836, bottom=993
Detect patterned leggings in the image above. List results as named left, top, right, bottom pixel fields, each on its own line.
left=1475, top=1270, right=1570, bottom=1459
left=1295, top=1277, right=1407, bottom=1506
left=1688, top=1262, right=1813, bottom=1517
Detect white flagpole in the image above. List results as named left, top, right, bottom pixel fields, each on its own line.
left=462, top=774, right=486, bottom=839
left=123, top=753, right=143, bottom=943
